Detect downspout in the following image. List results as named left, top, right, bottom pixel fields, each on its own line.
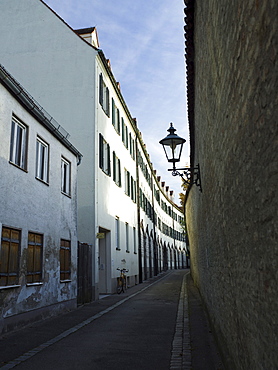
left=135, top=130, right=143, bottom=284
left=171, top=204, right=178, bottom=269
left=77, top=154, right=82, bottom=166
left=151, top=176, right=158, bottom=276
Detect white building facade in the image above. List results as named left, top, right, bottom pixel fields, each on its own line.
left=0, top=64, right=82, bottom=334
left=0, top=0, right=187, bottom=302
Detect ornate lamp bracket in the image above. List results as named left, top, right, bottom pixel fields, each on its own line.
left=170, top=163, right=202, bottom=192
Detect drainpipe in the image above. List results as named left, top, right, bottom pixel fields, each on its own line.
left=151, top=176, right=158, bottom=276
left=77, top=154, right=82, bottom=166
left=135, top=135, right=143, bottom=284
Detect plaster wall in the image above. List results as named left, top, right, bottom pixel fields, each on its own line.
left=93, top=58, right=139, bottom=293
left=0, top=83, right=78, bottom=333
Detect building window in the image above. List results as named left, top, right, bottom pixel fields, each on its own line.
left=121, top=119, right=128, bottom=148
left=9, top=116, right=28, bottom=170
left=99, top=133, right=111, bottom=176
left=0, top=227, right=20, bottom=286
left=27, top=232, right=43, bottom=284
left=129, top=133, right=135, bottom=160
left=99, top=73, right=110, bottom=116
left=133, top=227, right=137, bottom=254
left=61, top=157, right=71, bottom=196
left=125, top=125, right=129, bottom=149
left=60, top=239, right=71, bottom=281
left=113, top=151, right=121, bottom=187
left=130, top=176, right=136, bottom=202
left=126, top=223, right=129, bottom=252
left=124, top=169, right=130, bottom=196
left=115, top=217, right=120, bottom=250
left=36, top=137, right=49, bottom=183
left=112, top=98, right=120, bottom=134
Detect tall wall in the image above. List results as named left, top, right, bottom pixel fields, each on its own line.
left=185, top=1, right=278, bottom=369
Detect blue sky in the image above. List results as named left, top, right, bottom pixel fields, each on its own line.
left=43, top=0, right=189, bottom=202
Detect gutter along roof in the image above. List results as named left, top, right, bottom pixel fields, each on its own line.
left=184, top=0, right=195, bottom=168
left=182, top=0, right=195, bottom=208
left=0, top=64, right=83, bottom=163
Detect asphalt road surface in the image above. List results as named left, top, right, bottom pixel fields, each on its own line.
left=0, top=270, right=190, bottom=370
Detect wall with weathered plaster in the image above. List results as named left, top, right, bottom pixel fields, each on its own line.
left=0, top=82, right=79, bottom=333
left=185, top=1, right=278, bottom=369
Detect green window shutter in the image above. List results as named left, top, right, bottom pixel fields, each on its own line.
left=107, top=143, right=111, bottom=176
left=99, top=74, right=103, bottom=106
left=131, top=176, right=134, bottom=200
left=99, top=133, right=103, bottom=169
left=121, top=118, right=125, bottom=143
left=118, top=158, right=122, bottom=187
left=112, top=98, right=115, bottom=126
left=106, top=87, right=110, bottom=117
left=117, top=109, right=120, bottom=134
left=126, top=171, right=130, bottom=196
left=129, top=133, right=132, bottom=156
left=113, top=151, right=116, bottom=181
left=125, top=126, right=129, bottom=148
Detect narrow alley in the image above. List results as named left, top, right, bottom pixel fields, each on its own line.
left=0, top=271, right=222, bottom=370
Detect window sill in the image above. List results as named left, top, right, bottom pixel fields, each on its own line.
left=100, top=104, right=110, bottom=117
left=9, top=161, right=28, bottom=172
left=61, top=191, right=71, bottom=198
left=100, top=168, right=111, bottom=177
left=112, top=126, right=120, bottom=135
left=35, top=177, right=49, bottom=186
left=60, top=279, right=71, bottom=283
left=26, top=282, right=43, bottom=287
left=0, top=285, right=20, bottom=290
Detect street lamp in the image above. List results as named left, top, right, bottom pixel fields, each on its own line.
left=159, top=123, right=202, bottom=192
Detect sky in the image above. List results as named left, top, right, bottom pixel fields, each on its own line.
left=43, top=0, right=189, bottom=203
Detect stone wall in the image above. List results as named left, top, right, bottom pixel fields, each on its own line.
left=185, top=1, right=278, bottom=369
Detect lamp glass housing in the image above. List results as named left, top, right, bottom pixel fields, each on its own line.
left=159, top=123, right=186, bottom=164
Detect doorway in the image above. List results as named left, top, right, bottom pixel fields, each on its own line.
left=98, top=227, right=111, bottom=294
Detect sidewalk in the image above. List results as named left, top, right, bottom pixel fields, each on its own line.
left=186, top=272, right=224, bottom=370
left=0, top=270, right=224, bottom=369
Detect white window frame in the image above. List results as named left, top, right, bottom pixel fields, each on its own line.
left=133, top=227, right=137, bottom=254
left=113, top=152, right=121, bottom=187
left=36, top=137, right=49, bottom=183
left=99, top=73, right=110, bottom=116
left=99, top=133, right=111, bottom=176
left=126, top=223, right=129, bottom=252
left=112, top=98, right=121, bottom=134
left=103, top=140, right=110, bottom=175
left=115, top=217, right=120, bottom=250
left=130, top=176, right=137, bottom=202
left=9, top=116, right=28, bottom=170
left=61, top=157, right=71, bottom=196
left=124, top=169, right=130, bottom=196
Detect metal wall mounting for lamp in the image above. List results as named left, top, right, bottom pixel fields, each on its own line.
left=159, top=123, right=202, bottom=192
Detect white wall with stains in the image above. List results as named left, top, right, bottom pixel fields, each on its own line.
left=0, top=80, right=79, bottom=333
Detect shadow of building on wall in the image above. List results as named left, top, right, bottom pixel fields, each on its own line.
left=184, top=1, right=278, bottom=369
